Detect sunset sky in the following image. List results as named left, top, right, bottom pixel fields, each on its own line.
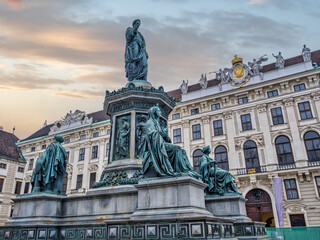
left=0, top=0, right=319, bottom=139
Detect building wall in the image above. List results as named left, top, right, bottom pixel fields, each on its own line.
left=0, top=158, right=26, bottom=225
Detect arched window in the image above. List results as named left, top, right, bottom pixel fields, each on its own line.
left=215, top=146, right=229, bottom=170
left=193, top=149, right=203, bottom=174
left=243, top=140, right=260, bottom=172
left=304, top=131, right=320, bottom=162
left=275, top=136, right=294, bottom=165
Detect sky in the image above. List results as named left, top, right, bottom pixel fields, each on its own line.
left=0, top=0, right=319, bottom=139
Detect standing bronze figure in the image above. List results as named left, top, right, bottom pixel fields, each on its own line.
left=125, top=19, right=148, bottom=81
left=31, top=135, right=68, bottom=194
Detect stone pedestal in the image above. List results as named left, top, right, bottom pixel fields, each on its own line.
left=130, top=176, right=214, bottom=221
left=206, top=195, right=251, bottom=222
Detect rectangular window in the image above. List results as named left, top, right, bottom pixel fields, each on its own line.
left=24, top=182, right=30, bottom=194
left=294, top=83, right=306, bottom=92
left=92, top=145, right=98, bottom=159
left=298, top=102, right=313, bottom=120
left=173, top=128, right=182, bottom=143
left=93, top=132, right=99, bottom=138
left=267, top=90, right=278, bottom=98
left=0, top=163, right=7, bottom=169
left=191, top=108, right=199, bottom=115
left=106, top=143, right=110, bottom=156
left=41, top=144, right=46, bottom=150
left=192, top=124, right=201, bottom=140
left=64, top=138, right=70, bottom=144
left=241, top=114, right=252, bottom=131
left=79, top=148, right=85, bottom=161
left=66, top=151, right=70, bottom=161
left=31, top=147, right=35, bottom=152
left=107, top=129, right=111, bottom=135
left=89, top=172, right=96, bottom=188
left=238, top=97, right=248, bottom=105
left=14, top=181, right=22, bottom=194
left=315, top=176, right=320, bottom=197
left=80, top=134, right=86, bottom=140
left=213, top=120, right=223, bottom=136
left=172, top=113, right=180, bottom=120
left=284, top=179, right=299, bottom=199
left=0, top=178, right=4, bottom=192
left=28, top=159, right=34, bottom=170
left=76, top=174, right=83, bottom=189
left=271, top=107, right=284, bottom=125
left=17, top=167, right=24, bottom=173
left=211, top=103, right=221, bottom=110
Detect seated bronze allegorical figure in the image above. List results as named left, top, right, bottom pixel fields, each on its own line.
left=142, top=105, right=201, bottom=179
left=31, top=135, right=68, bottom=195
left=200, top=146, right=241, bottom=196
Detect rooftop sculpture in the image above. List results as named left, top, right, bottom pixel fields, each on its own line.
left=302, top=44, right=311, bottom=62
left=272, top=52, right=285, bottom=69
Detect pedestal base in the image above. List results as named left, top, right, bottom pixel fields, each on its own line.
left=206, top=195, right=252, bottom=222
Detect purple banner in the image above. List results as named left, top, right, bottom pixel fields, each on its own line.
left=272, top=177, right=284, bottom=227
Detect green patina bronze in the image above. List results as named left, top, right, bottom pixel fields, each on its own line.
left=125, top=19, right=148, bottom=81
left=200, top=146, right=241, bottom=196
left=31, top=135, right=68, bottom=195
left=91, top=170, right=143, bottom=188
left=142, top=105, right=201, bottom=178
left=113, top=115, right=131, bottom=161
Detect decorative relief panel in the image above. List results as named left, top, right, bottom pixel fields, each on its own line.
left=113, top=114, right=131, bottom=161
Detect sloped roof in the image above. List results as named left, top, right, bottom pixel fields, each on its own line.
left=167, top=50, right=320, bottom=102
left=0, top=130, right=25, bottom=162
left=22, top=110, right=109, bottom=142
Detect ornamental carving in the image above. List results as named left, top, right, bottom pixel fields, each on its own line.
left=285, top=204, right=306, bottom=213
left=113, top=114, right=131, bottom=161
left=49, top=110, right=93, bottom=135
left=201, top=116, right=210, bottom=124
left=253, top=135, right=264, bottom=147
left=89, top=164, right=99, bottom=172
left=223, top=111, right=233, bottom=120
left=311, top=92, right=320, bottom=101
left=282, top=98, right=294, bottom=107
left=257, top=104, right=267, bottom=113
left=24, top=175, right=31, bottom=181
left=66, top=163, right=73, bottom=175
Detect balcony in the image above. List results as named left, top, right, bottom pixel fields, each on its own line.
left=236, top=166, right=267, bottom=175
left=276, top=163, right=296, bottom=171
left=307, top=160, right=320, bottom=167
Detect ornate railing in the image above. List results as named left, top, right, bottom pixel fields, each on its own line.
left=236, top=166, right=267, bottom=175
left=307, top=160, right=320, bottom=167
left=276, top=163, right=296, bottom=171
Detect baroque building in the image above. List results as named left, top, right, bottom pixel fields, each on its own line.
left=17, top=48, right=320, bottom=228
left=0, top=128, right=26, bottom=225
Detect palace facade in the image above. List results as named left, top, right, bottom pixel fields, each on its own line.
left=17, top=48, right=320, bottom=228
left=0, top=128, right=26, bottom=225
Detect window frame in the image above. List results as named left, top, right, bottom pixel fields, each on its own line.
left=41, top=144, right=46, bottom=150
left=211, top=103, right=221, bottom=111
left=80, top=134, right=86, bottom=140
left=172, top=113, right=181, bottom=120
left=241, top=114, right=252, bottom=131
left=89, top=172, right=96, bottom=188
left=0, top=163, right=7, bottom=169
left=267, top=90, right=279, bottom=98
left=215, top=145, right=229, bottom=170
left=213, top=120, right=223, bottom=136
left=14, top=180, right=22, bottom=194
left=106, top=143, right=110, bottom=156
left=31, top=147, right=35, bottom=152
left=191, top=108, right=199, bottom=115
left=64, top=138, right=70, bottom=144
left=275, top=136, right=294, bottom=165
left=294, top=83, right=306, bottom=92
left=173, top=128, right=182, bottom=144
left=315, top=176, right=320, bottom=197
left=28, top=159, right=34, bottom=170
left=24, top=182, right=30, bottom=194
left=0, top=178, right=4, bottom=193
left=304, top=131, right=320, bottom=162
left=284, top=178, right=299, bottom=200
left=298, top=101, right=313, bottom=120
left=79, top=148, right=85, bottom=161
left=193, top=149, right=203, bottom=174
left=238, top=97, right=248, bottom=105
left=17, top=167, right=24, bottom=173
left=271, top=107, right=284, bottom=125
left=91, top=145, right=98, bottom=159
left=76, top=174, right=83, bottom=190
left=192, top=124, right=201, bottom=140
left=92, top=132, right=99, bottom=138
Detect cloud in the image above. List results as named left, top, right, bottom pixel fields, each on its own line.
left=54, top=89, right=104, bottom=99
left=0, top=0, right=23, bottom=10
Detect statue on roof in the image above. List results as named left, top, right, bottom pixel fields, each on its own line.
left=272, top=52, right=285, bottom=69
left=302, top=44, right=311, bottom=62
left=248, top=55, right=268, bottom=80
left=180, top=80, right=188, bottom=94
left=31, top=135, right=68, bottom=194
left=198, top=74, right=208, bottom=89
left=216, top=68, right=228, bottom=84
left=125, top=19, right=149, bottom=82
